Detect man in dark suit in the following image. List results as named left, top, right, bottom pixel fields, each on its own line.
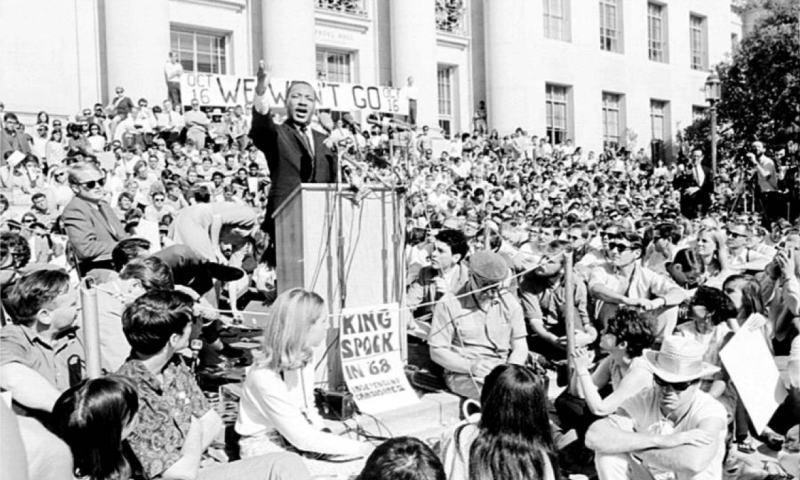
left=249, top=61, right=337, bottom=259
left=674, top=147, right=713, bottom=219
left=61, top=162, right=127, bottom=274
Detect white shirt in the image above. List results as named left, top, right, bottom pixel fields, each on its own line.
left=164, top=60, right=183, bottom=82
left=236, top=360, right=363, bottom=456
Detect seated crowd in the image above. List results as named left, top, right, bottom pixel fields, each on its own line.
left=0, top=89, right=799, bottom=480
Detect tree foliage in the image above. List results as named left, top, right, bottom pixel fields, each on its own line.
left=682, top=1, right=799, bottom=157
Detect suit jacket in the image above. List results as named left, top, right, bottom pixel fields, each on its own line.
left=674, top=164, right=713, bottom=218
left=250, top=107, right=337, bottom=218
left=112, top=96, right=134, bottom=118
left=62, top=196, right=126, bottom=263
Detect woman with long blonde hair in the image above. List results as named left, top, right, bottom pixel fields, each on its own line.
left=695, top=228, right=732, bottom=289
left=236, top=288, right=371, bottom=460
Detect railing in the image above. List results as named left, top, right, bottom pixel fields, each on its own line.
left=436, top=0, right=468, bottom=36
left=316, top=0, right=368, bottom=17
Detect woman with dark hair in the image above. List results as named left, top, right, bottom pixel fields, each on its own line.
left=51, top=375, right=147, bottom=480
left=440, top=364, right=558, bottom=480
left=36, top=110, right=50, bottom=127
left=357, top=437, right=445, bottom=480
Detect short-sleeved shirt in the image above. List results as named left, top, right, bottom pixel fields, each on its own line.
left=0, top=324, right=84, bottom=392
left=429, top=286, right=526, bottom=364
left=614, top=388, right=726, bottom=480
left=589, top=262, right=683, bottom=326
left=117, top=356, right=211, bottom=478
left=519, top=273, right=591, bottom=335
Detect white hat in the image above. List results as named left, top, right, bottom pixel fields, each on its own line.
left=644, top=336, right=720, bottom=383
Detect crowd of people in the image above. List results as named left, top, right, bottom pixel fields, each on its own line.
left=1, top=53, right=799, bottom=479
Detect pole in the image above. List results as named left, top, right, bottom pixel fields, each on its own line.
left=710, top=102, right=718, bottom=182
left=564, top=252, right=576, bottom=383
left=80, top=283, right=102, bottom=379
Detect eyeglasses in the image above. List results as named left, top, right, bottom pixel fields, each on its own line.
left=607, top=242, right=638, bottom=253
left=727, top=230, right=748, bottom=239
left=79, top=178, right=106, bottom=189
left=21, top=218, right=35, bottom=224
left=654, top=375, right=695, bottom=392
left=153, top=197, right=165, bottom=203
left=601, top=230, right=619, bottom=238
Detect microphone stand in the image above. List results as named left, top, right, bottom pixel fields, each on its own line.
left=335, top=143, right=347, bottom=311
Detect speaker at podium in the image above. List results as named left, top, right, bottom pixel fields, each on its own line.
left=272, top=183, right=406, bottom=388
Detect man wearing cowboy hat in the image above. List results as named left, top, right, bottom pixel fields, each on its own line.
left=586, top=336, right=727, bottom=480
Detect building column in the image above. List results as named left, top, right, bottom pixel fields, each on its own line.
left=104, top=0, right=170, bottom=104
left=390, top=0, right=438, bottom=129
left=483, top=0, right=538, bottom=134
left=261, top=0, right=316, bottom=84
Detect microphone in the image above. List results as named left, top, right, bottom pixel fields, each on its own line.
left=366, top=116, right=411, bottom=132
left=342, top=113, right=361, bottom=132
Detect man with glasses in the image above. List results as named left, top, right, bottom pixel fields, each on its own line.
left=586, top=336, right=727, bottom=480
left=31, top=123, right=49, bottom=162
left=726, top=223, right=768, bottom=268
left=675, top=147, right=713, bottom=220
left=588, top=231, right=688, bottom=330
left=105, top=86, right=134, bottom=142
left=429, top=250, right=528, bottom=399
left=61, top=162, right=126, bottom=274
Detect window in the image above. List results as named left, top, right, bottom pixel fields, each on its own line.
left=316, top=0, right=367, bottom=17
left=170, top=28, right=227, bottom=74
left=316, top=49, right=352, bottom=83
left=690, top=14, right=708, bottom=70
left=436, top=0, right=469, bottom=35
left=650, top=100, right=670, bottom=163
left=599, top=0, right=621, bottom=52
left=602, top=93, right=623, bottom=150
left=544, top=0, right=570, bottom=42
left=648, top=3, right=667, bottom=62
left=546, top=84, right=570, bottom=145
left=437, top=67, right=454, bottom=135
left=731, top=32, right=739, bottom=53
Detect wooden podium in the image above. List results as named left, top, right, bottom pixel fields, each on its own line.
left=273, top=184, right=405, bottom=387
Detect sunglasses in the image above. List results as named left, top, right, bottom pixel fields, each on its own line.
left=21, top=218, right=35, bottom=223
left=80, top=178, right=106, bottom=189
left=607, top=242, right=638, bottom=253
left=727, top=230, right=747, bottom=238
left=654, top=375, right=695, bottom=392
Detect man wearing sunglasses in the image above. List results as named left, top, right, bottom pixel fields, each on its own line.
left=588, top=231, right=689, bottom=338
left=587, top=336, right=726, bottom=480
left=61, top=162, right=126, bottom=274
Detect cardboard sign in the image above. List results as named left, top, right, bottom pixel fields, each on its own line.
left=181, top=73, right=408, bottom=115
left=339, top=303, right=417, bottom=414
left=720, top=315, right=788, bottom=433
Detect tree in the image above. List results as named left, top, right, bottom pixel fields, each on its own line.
left=682, top=0, right=799, bottom=158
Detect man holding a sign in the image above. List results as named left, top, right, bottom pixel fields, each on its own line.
left=249, top=61, right=337, bottom=261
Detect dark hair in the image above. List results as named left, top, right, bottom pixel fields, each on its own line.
left=435, top=229, right=469, bottom=263
left=119, top=257, right=174, bottom=292
left=604, top=309, right=655, bottom=358
left=0, top=231, right=31, bottom=269
left=5, top=269, right=71, bottom=326
left=122, top=289, right=194, bottom=356
left=194, top=187, right=211, bottom=204
left=31, top=192, right=47, bottom=202
left=3, top=112, right=19, bottom=122
left=722, top=274, right=765, bottom=319
left=469, top=364, right=559, bottom=480
left=654, top=223, right=682, bottom=244
left=690, top=286, right=736, bottom=326
left=52, top=376, right=140, bottom=480
left=358, top=437, right=446, bottom=480
left=671, top=248, right=705, bottom=275
left=112, top=238, right=152, bottom=271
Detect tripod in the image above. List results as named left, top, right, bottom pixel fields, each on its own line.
left=727, top=166, right=757, bottom=218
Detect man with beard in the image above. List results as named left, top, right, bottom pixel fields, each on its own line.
left=249, top=61, right=337, bottom=261
left=519, top=240, right=596, bottom=362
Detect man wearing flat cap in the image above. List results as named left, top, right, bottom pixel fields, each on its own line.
left=428, top=250, right=528, bottom=399
left=586, top=336, right=727, bottom=480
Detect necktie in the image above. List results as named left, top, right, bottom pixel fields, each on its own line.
left=298, top=126, right=315, bottom=182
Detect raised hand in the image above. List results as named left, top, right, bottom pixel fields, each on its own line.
left=255, top=60, right=271, bottom=96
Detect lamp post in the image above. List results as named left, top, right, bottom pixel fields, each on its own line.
left=705, top=72, right=721, bottom=179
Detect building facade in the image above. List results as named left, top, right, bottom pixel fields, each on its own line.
left=1, top=0, right=742, bottom=157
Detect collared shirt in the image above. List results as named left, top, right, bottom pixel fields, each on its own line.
left=429, top=286, right=526, bottom=364
left=519, top=274, right=590, bottom=336
left=0, top=323, right=84, bottom=392
left=117, top=356, right=211, bottom=478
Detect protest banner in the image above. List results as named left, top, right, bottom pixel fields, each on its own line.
left=720, top=316, right=788, bottom=433
left=180, top=72, right=408, bottom=115
left=339, top=303, right=417, bottom=414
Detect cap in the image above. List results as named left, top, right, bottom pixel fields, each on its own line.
left=468, top=251, right=509, bottom=284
